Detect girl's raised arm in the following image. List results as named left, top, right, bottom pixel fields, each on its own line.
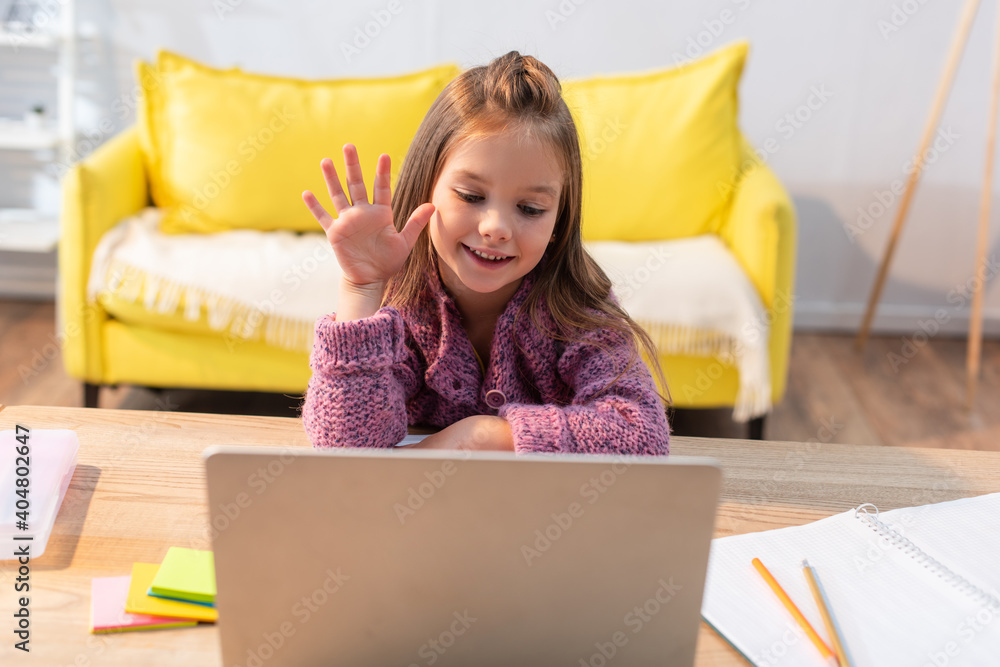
left=302, top=144, right=435, bottom=321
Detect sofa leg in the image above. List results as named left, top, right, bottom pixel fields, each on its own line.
left=84, top=383, right=100, bottom=408
left=747, top=415, right=766, bottom=440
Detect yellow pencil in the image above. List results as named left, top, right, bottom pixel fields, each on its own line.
left=803, top=559, right=852, bottom=667
left=751, top=557, right=835, bottom=662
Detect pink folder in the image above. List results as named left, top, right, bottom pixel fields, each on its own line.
left=1, top=428, right=78, bottom=559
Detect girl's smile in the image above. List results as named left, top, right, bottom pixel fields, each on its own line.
left=429, top=131, right=563, bottom=310
left=462, top=243, right=515, bottom=267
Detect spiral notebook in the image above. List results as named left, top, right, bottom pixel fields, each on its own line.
left=701, top=493, right=1000, bottom=667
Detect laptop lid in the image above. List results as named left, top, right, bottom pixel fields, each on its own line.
left=203, top=446, right=721, bottom=666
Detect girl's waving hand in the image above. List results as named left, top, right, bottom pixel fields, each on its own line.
left=302, top=144, right=435, bottom=290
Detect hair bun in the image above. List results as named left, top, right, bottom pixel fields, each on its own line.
left=483, top=50, right=562, bottom=114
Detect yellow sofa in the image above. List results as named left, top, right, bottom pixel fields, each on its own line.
left=60, top=45, right=795, bottom=436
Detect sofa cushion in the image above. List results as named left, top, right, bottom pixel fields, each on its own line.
left=88, top=208, right=770, bottom=418
left=137, top=51, right=460, bottom=234
left=563, top=41, right=747, bottom=242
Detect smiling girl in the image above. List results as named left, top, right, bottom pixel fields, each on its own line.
left=300, top=51, right=670, bottom=455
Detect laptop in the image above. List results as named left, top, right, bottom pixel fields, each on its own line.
left=203, top=445, right=722, bottom=666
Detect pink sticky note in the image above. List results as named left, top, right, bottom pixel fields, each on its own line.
left=91, top=576, right=197, bottom=633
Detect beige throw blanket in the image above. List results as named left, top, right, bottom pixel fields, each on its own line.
left=88, top=208, right=771, bottom=420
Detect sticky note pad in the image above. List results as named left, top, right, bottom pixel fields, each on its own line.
left=125, top=563, right=218, bottom=622
left=150, top=547, right=216, bottom=605
left=91, top=576, right=197, bottom=633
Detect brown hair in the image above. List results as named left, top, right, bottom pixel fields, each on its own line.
left=385, top=51, right=669, bottom=405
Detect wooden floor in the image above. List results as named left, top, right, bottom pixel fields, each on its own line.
left=2, top=298, right=998, bottom=450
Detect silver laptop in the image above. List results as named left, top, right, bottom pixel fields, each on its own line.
left=203, top=446, right=721, bottom=666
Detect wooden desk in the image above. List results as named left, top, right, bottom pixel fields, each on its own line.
left=2, top=404, right=998, bottom=666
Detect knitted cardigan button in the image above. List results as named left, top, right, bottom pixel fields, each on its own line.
left=485, top=389, right=507, bottom=409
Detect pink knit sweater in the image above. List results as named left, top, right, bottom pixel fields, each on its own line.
left=302, top=258, right=670, bottom=455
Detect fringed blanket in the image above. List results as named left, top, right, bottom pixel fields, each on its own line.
left=88, top=209, right=770, bottom=420
left=584, top=238, right=771, bottom=421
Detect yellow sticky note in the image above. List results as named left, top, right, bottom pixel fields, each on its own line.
left=125, top=563, right=218, bottom=623
left=151, top=547, right=216, bottom=604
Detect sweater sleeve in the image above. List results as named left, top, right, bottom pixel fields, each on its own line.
left=498, top=328, right=670, bottom=456
left=301, top=307, right=424, bottom=449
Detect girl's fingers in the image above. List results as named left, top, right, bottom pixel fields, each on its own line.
left=321, top=158, right=351, bottom=214
left=342, top=144, right=369, bottom=206
left=372, top=154, right=392, bottom=208
left=302, top=190, right=334, bottom=232
left=399, top=203, right=435, bottom=250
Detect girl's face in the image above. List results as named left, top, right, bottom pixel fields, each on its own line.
left=429, top=131, right=563, bottom=304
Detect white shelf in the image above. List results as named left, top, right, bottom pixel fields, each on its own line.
left=0, top=251, right=57, bottom=299
left=0, top=210, right=60, bottom=253
left=0, top=1, right=76, bottom=283
left=0, top=120, right=61, bottom=150
left=0, top=28, right=57, bottom=49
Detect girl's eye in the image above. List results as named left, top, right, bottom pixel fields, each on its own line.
left=455, top=190, right=544, bottom=217
left=455, top=191, right=483, bottom=203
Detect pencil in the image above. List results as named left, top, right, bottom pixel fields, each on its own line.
left=803, top=559, right=852, bottom=667
left=751, top=557, right=835, bottom=661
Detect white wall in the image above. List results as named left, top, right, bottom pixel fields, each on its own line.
left=5, top=0, right=1000, bottom=335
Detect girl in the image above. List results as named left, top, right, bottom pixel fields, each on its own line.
left=300, top=51, right=670, bottom=455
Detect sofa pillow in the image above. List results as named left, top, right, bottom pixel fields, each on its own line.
left=563, top=41, right=748, bottom=242
left=137, top=51, right=460, bottom=234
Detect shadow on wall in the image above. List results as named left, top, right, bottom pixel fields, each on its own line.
left=790, top=185, right=1000, bottom=337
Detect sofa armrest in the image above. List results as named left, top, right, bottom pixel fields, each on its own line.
left=59, top=125, right=149, bottom=381
left=717, top=135, right=797, bottom=402
left=718, top=136, right=796, bottom=308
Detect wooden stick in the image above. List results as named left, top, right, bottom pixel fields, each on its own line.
left=967, top=0, right=1000, bottom=408
left=856, top=0, right=983, bottom=351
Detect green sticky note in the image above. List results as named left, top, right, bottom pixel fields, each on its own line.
left=126, top=563, right=218, bottom=622
left=150, top=547, right=216, bottom=605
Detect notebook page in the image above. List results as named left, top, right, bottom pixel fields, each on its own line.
left=394, top=434, right=430, bottom=447
left=702, top=509, right=997, bottom=666
left=877, top=492, right=1000, bottom=603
